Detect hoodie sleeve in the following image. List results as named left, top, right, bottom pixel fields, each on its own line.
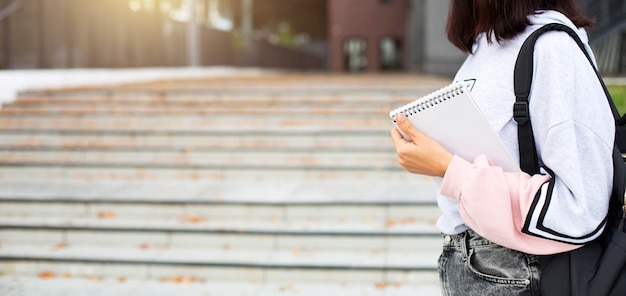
left=441, top=155, right=583, bottom=255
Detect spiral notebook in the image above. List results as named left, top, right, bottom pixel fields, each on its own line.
left=389, top=82, right=520, bottom=172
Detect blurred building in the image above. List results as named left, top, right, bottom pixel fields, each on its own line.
left=328, top=0, right=409, bottom=72
left=327, top=0, right=463, bottom=75
left=578, top=0, right=626, bottom=75
left=0, top=0, right=623, bottom=76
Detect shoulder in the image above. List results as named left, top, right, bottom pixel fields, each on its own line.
left=533, top=29, right=587, bottom=58
left=527, top=25, right=596, bottom=77
left=522, top=11, right=594, bottom=68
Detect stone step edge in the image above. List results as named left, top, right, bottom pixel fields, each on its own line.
left=0, top=243, right=439, bottom=271
left=0, top=113, right=389, bottom=119
left=0, top=197, right=437, bottom=206
left=0, top=146, right=395, bottom=153
left=0, top=256, right=437, bottom=272
left=0, top=161, right=403, bottom=171
left=0, top=223, right=440, bottom=237
left=5, top=99, right=398, bottom=104
left=0, top=128, right=388, bottom=136
left=19, top=89, right=427, bottom=97
left=0, top=275, right=442, bottom=295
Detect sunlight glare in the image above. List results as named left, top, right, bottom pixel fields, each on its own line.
left=159, top=0, right=172, bottom=13
left=129, top=0, right=142, bottom=12
left=143, top=0, right=155, bottom=11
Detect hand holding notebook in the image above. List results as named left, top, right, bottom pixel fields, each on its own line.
left=391, top=112, right=455, bottom=177
left=389, top=82, right=520, bottom=172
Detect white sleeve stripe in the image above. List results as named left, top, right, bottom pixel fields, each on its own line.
left=522, top=169, right=607, bottom=244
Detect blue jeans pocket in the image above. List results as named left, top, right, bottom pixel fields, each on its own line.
left=465, top=246, right=532, bottom=287
left=439, top=231, right=540, bottom=296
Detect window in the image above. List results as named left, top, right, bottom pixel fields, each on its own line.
left=379, top=36, right=402, bottom=70
left=343, top=37, right=367, bottom=72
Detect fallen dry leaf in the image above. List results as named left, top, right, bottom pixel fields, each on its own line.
left=38, top=271, right=56, bottom=279
left=375, top=282, right=387, bottom=289
left=52, top=243, right=67, bottom=251
left=97, top=211, right=115, bottom=219
left=386, top=217, right=417, bottom=227
left=180, top=215, right=206, bottom=223
left=171, top=275, right=196, bottom=284
left=374, top=281, right=401, bottom=289
left=85, top=275, right=103, bottom=282
left=279, top=283, right=295, bottom=292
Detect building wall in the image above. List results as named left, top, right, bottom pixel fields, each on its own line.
left=407, top=0, right=465, bottom=76
left=328, top=0, right=409, bottom=72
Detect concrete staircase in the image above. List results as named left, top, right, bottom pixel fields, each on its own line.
left=0, top=72, right=449, bottom=295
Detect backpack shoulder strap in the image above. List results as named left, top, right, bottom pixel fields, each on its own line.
left=514, top=23, right=626, bottom=222
left=514, top=23, right=620, bottom=123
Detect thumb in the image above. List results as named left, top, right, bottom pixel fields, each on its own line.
left=395, top=113, right=423, bottom=142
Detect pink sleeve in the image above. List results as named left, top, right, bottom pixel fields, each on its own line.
left=440, top=155, right=582, bottom=255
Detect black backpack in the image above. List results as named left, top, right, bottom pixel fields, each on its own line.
left=514, top=23, right=626, bottom=296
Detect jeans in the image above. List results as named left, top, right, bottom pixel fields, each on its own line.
left=438, top=229, right=542, bottom=296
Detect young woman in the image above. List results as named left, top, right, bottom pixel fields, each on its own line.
left=390, top=1, right=614, bottom=295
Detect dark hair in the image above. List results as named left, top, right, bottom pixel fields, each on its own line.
left=446, top=0, right=594, bottom=53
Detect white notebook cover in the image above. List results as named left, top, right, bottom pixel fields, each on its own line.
left=390, top=82, right=520, bottom=172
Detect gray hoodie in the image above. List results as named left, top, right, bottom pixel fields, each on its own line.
left=436, top=10, right=614, bottom=253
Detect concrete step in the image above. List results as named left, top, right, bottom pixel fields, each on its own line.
left=0, top=179, right=436, bottom=205
left=0, top=131, right=393, bottom=151
left=20, top=85, right=438, bottom=100
left=0, top=208, right=439, bottom=235
left=0, top=178, right=437, bottom=203
left=0, top=244, right=439, bottom=271
left=0, top=272, right=441, bottom=296
left=0, top=225, right=440, bottom=252
left=6, top=95, right=409, bottom=107
left=0, top=150, right=398, bottom=169
left=0, top=103, right=390, bottom=118
left=95, top=72, right=447, bottom=88
left=43, top=73, right=445, bottom=88
left=0, top=105, right=392, bottom=116
left=0, top=198, right=438, bottom=222
left=0, top=166, right=432, bottom=183
left=0, top=116, right=392, bottom=132
left=0, top=174, right=438, bottom=205
left=0, top=218, right=439, bottom=238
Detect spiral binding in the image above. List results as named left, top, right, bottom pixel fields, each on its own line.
left=389, top=83, right=466, bottom=122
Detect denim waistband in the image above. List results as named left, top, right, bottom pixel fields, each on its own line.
left=442, top=229, right=494, bottom=248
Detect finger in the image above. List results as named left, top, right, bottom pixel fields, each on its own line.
left=390, top=127, right=409, bottom=149
left=390, top=127, right=405, bottom=142
left=394, top=113, right=424, bottom=142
